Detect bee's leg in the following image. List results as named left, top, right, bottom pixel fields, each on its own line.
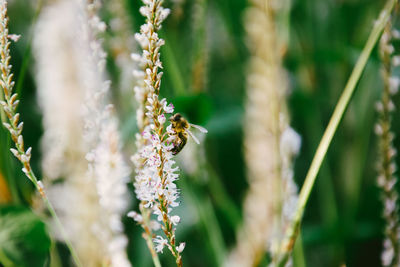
left=176, top=133, right=187, bottom=152
left=177, top=140, right=186, bottom=152
left=171, top=134, right=187, bottom=155
left=171, top=138, right=182, bottom=155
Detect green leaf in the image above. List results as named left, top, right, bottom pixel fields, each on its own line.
left=0, top=205, right=51, bottom=267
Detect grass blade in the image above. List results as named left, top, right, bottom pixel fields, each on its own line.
left=277, top=0, right=398, bottom=265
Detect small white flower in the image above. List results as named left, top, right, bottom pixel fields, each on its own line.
left=142, top=130, right=152, bottom=139
left=164, top=103, right=174, bottom=113
left=158, top=114, right=166, bottom=124
left=17, top=135, right=23, bottom=146
left=387, top=45, right=395, bottom=55
left=8, top=34, right=20, bottom=42
left=392, top=55, right=400, bottom=66
left=392, top=29, right=400, bottom=39
left=170, top=215, right=180, bottom=225
left=149, top=220, right=161, bottom=231
left=37, top=180, right=45, bottom=191
left=97, top=21, right=107, bottom=32
left=10, top=148, right=19, bottom=158
left=382, top=238, right=395, bottom=266
left=389, top=76, right=400, bottom=95
left=132, top=70, right=144, bottom=78
left=158, top=8, right=170, bottom=22
left=139, top=6, right=150, bottom=18
left=131, top=52, right=142, bottom=61
left=127, top=211, right=143, bottom=223
left=21, top=154, right=29, bottom=163
left=280, top=127, right=301, bottom=158
left=26, top=147, right=32, bottom=156
left=153, top=236, right=168, bottom=253
left=176, top=242, right=185, bottom=253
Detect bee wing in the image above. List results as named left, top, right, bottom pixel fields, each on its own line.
left=189, top=123, right=208, bottom=133
left=187, top=129, right=200, bottom=144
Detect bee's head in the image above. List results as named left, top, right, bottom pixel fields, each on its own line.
left=170, top=113, right=182, bottom=122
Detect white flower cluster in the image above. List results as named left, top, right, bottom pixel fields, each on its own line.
left=130, top=0, right=185, bottom=261
left=226, top=1, right=300, bottom=266
left=376, top=24, right=400, bottom=267
left=133, top=115, right=179, bottom=212
left=34, top=1, right=86, bottom=180
left=78, top=1, right=131, bottom=266
left=0, top=0, right=37, bottom=186
left=280, top=126, right=301, bottom=226
left=34, top=1, right=131, bottom=266
left=131, top=0, right=169, bottom=130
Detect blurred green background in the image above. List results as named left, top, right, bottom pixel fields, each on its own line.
left=0, top=0, right=396, bottom=266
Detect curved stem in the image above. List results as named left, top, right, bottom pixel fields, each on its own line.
left=41, top=191, right=83, bottom=267
left=26, top=169, right=83, bottom=267
left=277, top=0, right=398, bottom=265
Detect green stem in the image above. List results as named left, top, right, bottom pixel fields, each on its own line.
left=141, top=206, right=162, bottom=267
left=28, top=171, right=83, bottom=267
left=42, top=193, right=83, bottom=267
left=277, top=0, right=398, bottom=265
left=145, top=237, right=162, bottom=267
left=0, top=248, right=14, bottom=267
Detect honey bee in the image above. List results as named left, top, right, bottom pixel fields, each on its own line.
left=169, top=113, right=208, bottom=155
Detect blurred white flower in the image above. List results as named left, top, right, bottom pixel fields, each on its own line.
left=154, top=236, right=168, bottom=253
left=34, top=1, right=131, bottom=266
left=226, top=1, right=300, bottom=266
left=377, top=22, right=400, bottom=267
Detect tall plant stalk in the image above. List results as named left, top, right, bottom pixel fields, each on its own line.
left=130, top=1, right=185, bottom=266
left=0, top=1, right=82, bottom=266
left=227, top=0, right=301, bottom=266
left=277, top=0, right=398, bottom=265
left=376, top=15, right=400, bottom=267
